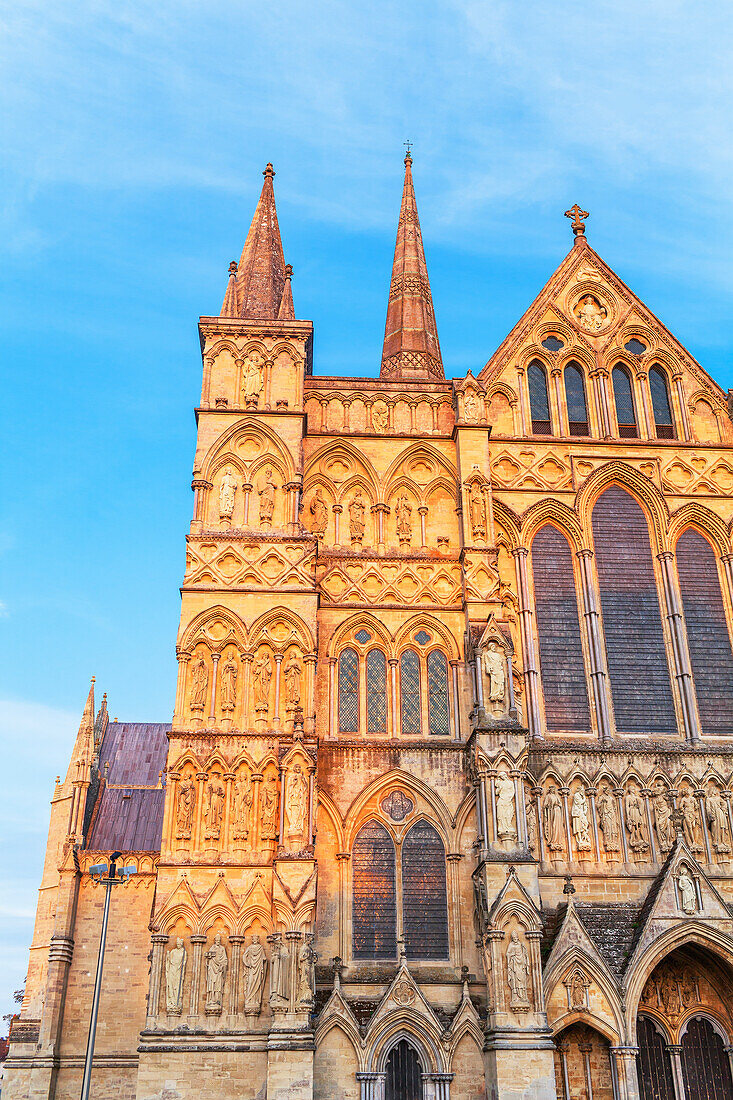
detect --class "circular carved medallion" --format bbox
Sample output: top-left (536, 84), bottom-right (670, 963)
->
top-left (392, 979), bottom-right (415, 1006)
top-left (381, 790), bottom-right (414, 822)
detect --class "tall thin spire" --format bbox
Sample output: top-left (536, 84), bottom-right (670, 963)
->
top-left (221, 163), bottom-right (294, 320)
top-left (380, 153), bottom-right (443, 381)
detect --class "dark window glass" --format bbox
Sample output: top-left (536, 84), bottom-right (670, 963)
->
top-left (338, 647), bottom-right (359, 733)
top-left (402, 820), bottom-right (449, 959)
top-left (677, 529), bottom-right (733, 735)
top-left (366, 648), bottom-right (387, 733)
top-left (528, 360), bottom-right (552, 435)
top-left (564, 363), bottom-right (589, 435)
top-left (624, 338), bottom-right (647, 356)
top-left (400, 650), bottom-right (421, 734)
top-left (612, 366), bottom-right (638, 438)
top-left (352, 820), bottom-right (397, 959)
top-left (592, 487), bottom-right (676, 733)
top-left (542, 335), bottom-right (564, 352)
top-left (354, 628), bottom-right (372, 644)
top-left (532, 526), bottom-right (591, 732)
top-left (650, 367), bottom-right (675, 438)
top-left (427, 650), bottom-right (450, 736)
top-left (385, 1042), bottom-right (422, 1100)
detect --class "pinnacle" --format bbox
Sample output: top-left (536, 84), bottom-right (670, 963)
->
top-left (380, 154), bottom-right (443, 381)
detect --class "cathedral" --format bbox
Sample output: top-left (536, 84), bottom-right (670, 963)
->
top-left (7, 156), bottom-right (733, 1100)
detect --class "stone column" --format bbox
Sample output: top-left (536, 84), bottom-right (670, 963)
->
top-left (666, 1045), bottom-right (686, 1100)
top-left (610, 1047), bottom-right (641, 1100)
top-left (356, 1073), bottom-right (384, 1100)
top-left (615, 787), bottom-right (630, 864)
top-left (560, 786), bottom-right (573, 858)
top-left (332, 503), bottom-right (342, 546)
top-left (424, 1073), bottom-right (453, 1100)
top-left (242, 482), bottom-right (252, 526)
top-left (475, 652), bottom-right (485, 711)
top-left (673, 372), bottom-right (692, 441)
top-left (419, 506), bottom-right (428, 548)
top-left (194, 772), bottom-right (208, 852)
top-left (658, 550), bottom-right (700, 742)
top-left (514, 547), bottom-right (542, 738)
top-left (512, 770), bottom-right (527, 847)
top-left (591, 366), bottom-right (612, 439)
top-left (642, 788), bottom-right (659, 863)
top-left (389, 658), bottom-right (399, 736)
top-left (273, 653), bottom-right (283, 728)
top-left (188, 934), bottom-right (207, 1019)
top-left (304, 653), bottom-right (317, 736)
top-left (577, 548), bottom-right (613, 742)
top-left (479, 771), bottom-right (492, 850)
top-left (587, 786), bottom-right (601, 862)
top-left (222, 772), bottom-right (235, 849)
top-left (551, 366), bottom-right (566, 435)
top-left (173, 651), bottom-right (190, 725)
top-left (634, 368), bottom-right (654, 439)
top-left (450, 660), bottom-right (461, 741)
top-left (228, 935), bottom-right (245, 1019)
top-left (278, 767), bottom-right (287, 848)
top-left (329, 657), bottom-right (337, 737)
top-left (208, 653), bottom-right (220, 723)
top-left (532, 786), bottom-right (546, 863)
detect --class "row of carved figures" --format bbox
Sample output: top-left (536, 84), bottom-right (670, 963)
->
top-left (528, 778), bottom-right (732, 863)
top-left (185, 644), bottom-right (308, 729)
top-left (157, 930), bottom-right (316, 1020)
top-left (171, 763), bottom-right (311, 853)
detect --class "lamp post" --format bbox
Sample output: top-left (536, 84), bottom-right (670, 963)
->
top-left (80, 851), bottom-right (137, 1100)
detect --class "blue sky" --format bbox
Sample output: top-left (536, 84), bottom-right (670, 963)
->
top-left (1, 0), bottom-right (731, 1021)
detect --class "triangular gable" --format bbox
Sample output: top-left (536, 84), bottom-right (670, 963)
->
top-left (366, 958), bottom-right (445, 1038)
top-left (479, 241), bottom-right (728, 411)
top-left (544, 899), bottom-right (619, 991)
top-left (486, 866), bottom-right (542, 931)
top-left (625, 838), bottom-right (733, 977)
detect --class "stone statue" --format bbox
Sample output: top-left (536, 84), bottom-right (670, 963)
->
top-left (495, 772), bottom-right (517, 841)
top-left (204, 933), bottom-right (228, 1013)
top-left (395, 493), bottom-right (412, 545)
top-left (219, 652), bottom-right (238, 713)
top-left (252, 650), bottom-right (272, 711)
top-left (242, 935), bottom-right (267, 1014)
top-left (464, 389), bottom-right (479, 421)
top-left (231, 772), bottom-right (253, 841)
top-left (309, 489), bottom-right (328, 537)
top-left (270, 936), bottom-right (290, 1004)
top-left (260, 774), bottom-right (278, 840)
top-left (596, 785), bottom-right (620, 852)
top-left (283, 650), bottom-right (302, 707)
top-left (204, 774), bottom-right (225, 840)
top-left (543, 785), bottom-right (564, 851)
top-left (285, 764), bottom-right (309, 847)
top-left (371, 402), bottom-right (388, 433)
top-left (349, 489), bottom-right (365, 545)
top-left (258, 467), bottom-right (276, 527)
top-left (190, 654), bottom-right (209, 712)
top-left (218, 467), bottom-right (238, 523)
top-left (165, 937), bottom-right (187, 1014)
top-left (705, 784), bottom-right (731, 853)
top-left (652, 781), bottom-right (675, 852)
top-left (505, 930), bottom-right (530, 1008)
top-left (676, 865), bottom-right (697, 914)
top-left (679, 787), bottom-right (703, 852)
top-left (525, 796), bottom-right (538, 854)
top-left (569, 970), bottom-right (586, 1009)
top-left (625, 786), bottom-right (649, 853)
top-left (469, 482), bottom-right (486, 540)
top-left (576, 295), bottom-right (607, 332)
top-left (175, 776), bottom-right (196, 840)
top-left (483, 643), bottom-right (506, 706)
top-left (242, 352), bottom-right (263, 404)
top-left (296, 935), bottom-right (316, 1004)
top-left (571, 787), bottom-right (592, 852)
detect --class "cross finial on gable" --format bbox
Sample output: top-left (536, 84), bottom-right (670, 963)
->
top-left (564, 204), bottom-right (590, 240)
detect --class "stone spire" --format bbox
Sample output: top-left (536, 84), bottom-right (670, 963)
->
top-left (380, 153), bottom-right (443, 381)
top-left (277, 264), bottom-right (295, 320)
top-left (221, 163), bottom-right (294, 319)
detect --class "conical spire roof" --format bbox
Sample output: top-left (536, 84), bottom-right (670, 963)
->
top-left (380, 153), bottom-right (443, 381)
top-left (221, 164), bottom-right (294, 320)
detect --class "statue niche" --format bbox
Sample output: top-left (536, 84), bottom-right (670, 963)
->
top-left (175, 771), bottom-right (197, 841)
top-left (165, 937), bottom-right (187, 1015)
top-left (505, 928), bottom-right (531, 1011)
top-left (284, 762), bottom-right (309, 850)
top-left (203, 771), bottom-right (226, 841)
top-left (252, 648), bottom-right (272, 720)
top-left (218, 466), bottom-right (238, 526)
top-left (189, 650), bottom-right (209, 715)
top-left (219, 648), bottom-right (238, 716)
top-left (259, 770), bottom-right (279, 842)
top-left (231, 768), bottom-right (253, 843)
top-left (204, 933), bottom-right (228, 1014)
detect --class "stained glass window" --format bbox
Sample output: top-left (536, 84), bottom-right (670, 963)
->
top-left (649, 367), bottom-right (675, 439)
top-left (366, 649), bottom-right (387, 733)
top-left (400, 650), bottom-right (421, 734)
top-left (402, 820), bottom-right (449, 959)
top-left (564, 363), bottom-right (589, 436)
top-left (338, 647), bottom-right (359, 733)
top-left (427, 650), bottom-right (450, 736)
top-left (528, 360), bottom-right (552, 435)
top-left (541, 335), bottom-right (564, 352)
top-left (624, 338), bottom-right (646, 356)
top-left (612, 365), bottom-right (638, 437)
top-left (352, 820), bottom-right (397, 959)
top-left (414, 630), bottom-right (431, 645)
top-left (355, 629), bottom-right (372, 644)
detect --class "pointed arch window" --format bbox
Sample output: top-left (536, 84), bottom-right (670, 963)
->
top-left (564, 362), bottom-right (589, 436)
top-left (400, 649), bottom-right (422, 734)
top-left (401, 820), bottom-right (449, 959)
top-left (649, 366), bottom-right (675, 439)
top-left (531, 525), bottom-right (591, 732)
top-left (427, 650), bottom-right (450, 736)
top-left (676, 529), bottom-right (733, 736)
top-left (352, 820), bottom-right (397, 959)
top-left (528, 360), bottom-right (552, 435)
top-left (612, 365), bottom-right (638, 438)
top-left (592, 486), bottom-right (676, 733)
top-left (385, 1041), bottom-right (422, 1100)
top-left (366, 648), bottom-right (388, 733)
top-left (338, 647), bottom-right (359, 733)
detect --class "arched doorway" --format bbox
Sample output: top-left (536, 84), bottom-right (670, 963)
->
top-left (681, 1016), bottom-right (733, 1100)
top-left (636, 1015), bottom-right (675, 1100)
top-left (554, 1023), bottom-right (614, 1100)
top-left (385, 1040), bottom-right (422, 1100)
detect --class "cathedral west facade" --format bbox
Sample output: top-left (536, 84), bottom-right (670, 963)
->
top-left (7, 158), bottom-right (733, 1100)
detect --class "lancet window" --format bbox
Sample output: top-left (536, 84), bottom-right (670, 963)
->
top-left (338, 647), bottom-right (359, 733)
top-left (649, 366), bottom-right (675, 439)
top-left (400, 649), bottom-right (422, 734)
top-left (528, 360), bottom-right (552, 435)
top-left (564, 362), bottom-right (589, 436)
top-left (352, 818), bottom-right (449, 961)
top-left (612, 365), bottom-right (638, 438)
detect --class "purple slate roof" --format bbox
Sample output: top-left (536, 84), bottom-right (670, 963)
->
top-left (86, 722), bottom-right (169, 853)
